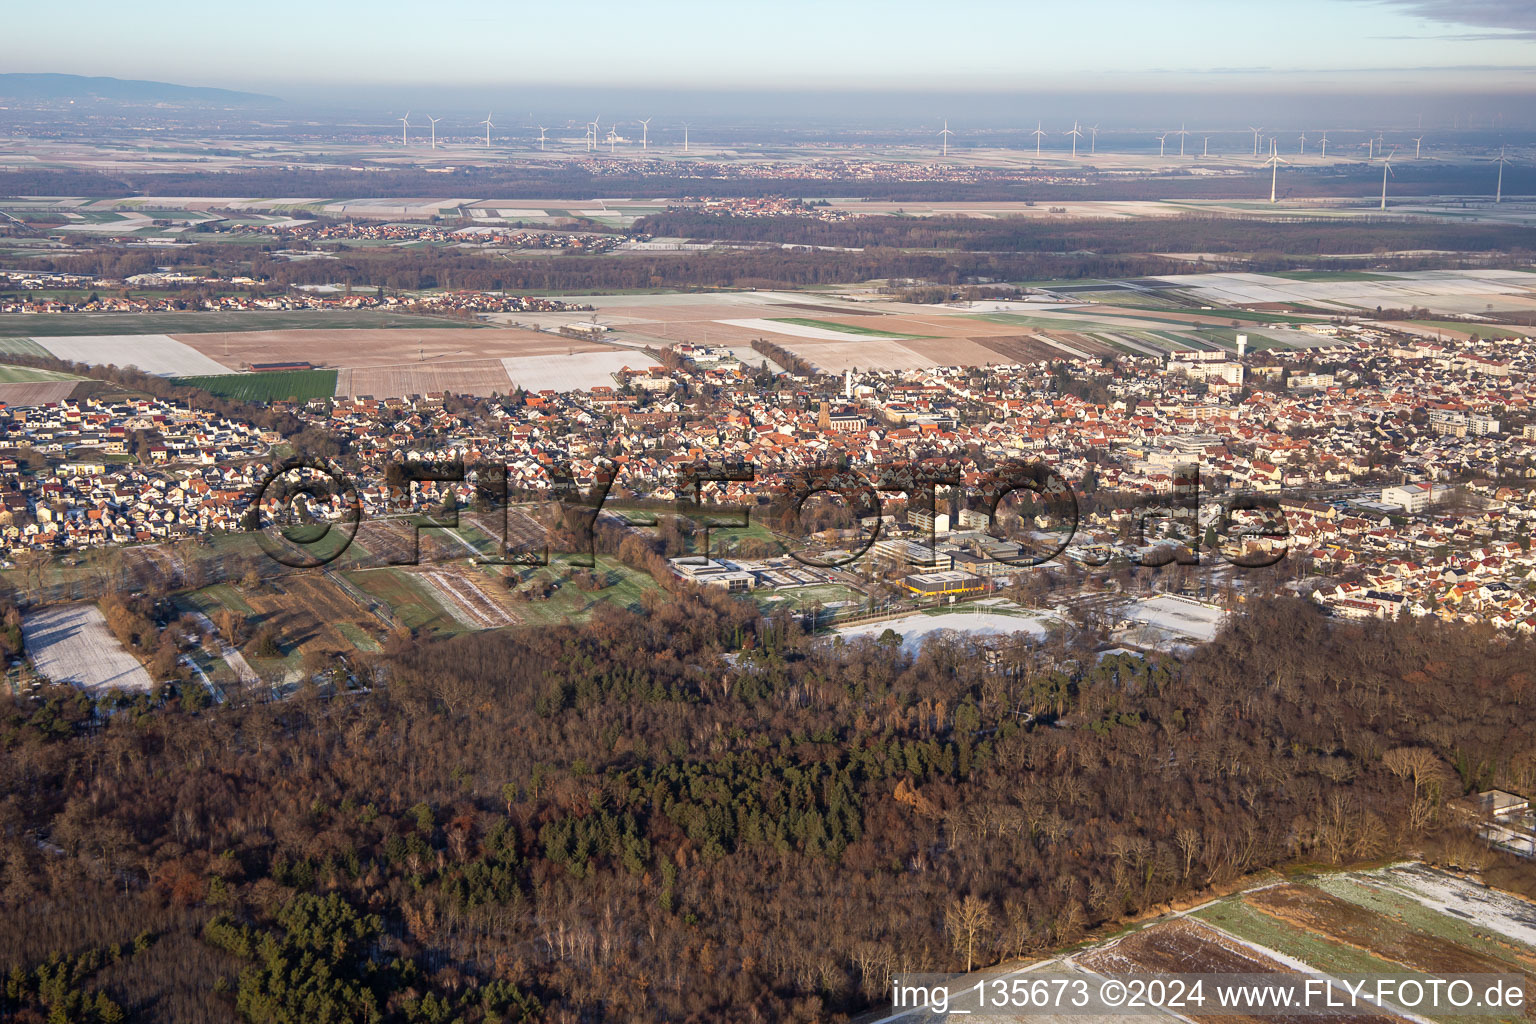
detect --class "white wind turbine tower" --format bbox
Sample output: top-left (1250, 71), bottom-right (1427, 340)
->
top-left (681, 122), bottom-right (691, 153)
top-left (1249, 125), bottom-right (1263, 157)
top-left (426, 115), bottom-right (441, 149)
top-left (1031, 121), bottom-right (1046, 157)
top-left (1175, 123), bottom-right (1188, 157)
top-left (1156, 131), bottom-right (1168, 157)
top-left (1495, 146), bottom-right (1508, 203)
top-left (1202, 135), bottom-right (1210, 157)
top-left (1089, 124), bottom-right (1099, 154)
top-left (1412, 135), bottom-right (1423, 158)
top-left (398, 111), bottom-right (411, 146)
top-left (537, 126), bottom-right (547, 150)
top-left (938, 119), bottom-right (953, 157)
top-left (639, 118), bottom-right (651, 151)
top-left (606, 124), bottom-right (617, 154)
top-left (1298, 132), bottom-right (1306, 156)
top-left (1319, 131), bottom-right (1328, 158)
top-left (1379, 147), bottom-right (1396, 210)
top-left (1375, 132), bottom-right (1385, 159)
top-left (1265, 138), bottom-right (1288, 203)
top-left (1066, 121), bottom-right (1083, 158)
top-left (480, 112), bottom-right (494, 147)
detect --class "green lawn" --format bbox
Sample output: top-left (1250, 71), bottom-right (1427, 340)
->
top-left (174, 369), bottom-right (338, 402)
top-left (771, 317), bottom-right (931, 339)
top-left (0, 338), bottom-right (53, 358)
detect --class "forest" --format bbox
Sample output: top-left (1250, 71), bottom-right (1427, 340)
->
top-left (3, 592), bottom-right (1534, 1023)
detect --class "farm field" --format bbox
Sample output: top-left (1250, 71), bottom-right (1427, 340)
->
top-left (1075, 918), bottom-right (1408, 1024)
top-left (30, 334), bottom-right (234, 376)
top-left (175, 369), bottom-right (339, 402)
top-left (174, 326), bottom-right (613, 372)
top-left (182, 572), bottom-right (381, 665)
top-left (0, 381), bottom-right (83, 406)
top-left (1147, 268), bottom-right (1536, 316)
top-left (21, 604), bottom-right (154, 693)
top-left (500, 350), bottom-right (648, 391)
top-left (0, 310), bottom-right (486, 337)
top-left (0, 364), bottom-right (87, 383)
top-left (343, 566), bottom-right (464, 634)
top-left (337, 359), bottom-right (512, 398)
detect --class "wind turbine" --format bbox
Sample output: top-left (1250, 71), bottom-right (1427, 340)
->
top-left (1495, 146), bottom-right (1508, 203)
top-left (1156, 131), bottom-right (1168, 158)
top-left (1031, 120), bottom-right (1046, 157)
top-left (681, 122), bottom-right (691, 153)
top-left (606, 124), bottom-right (617, 154)
top-left (939, 119), bottom-right (953, 158)
top-left (1412, 135), bottom-right (1423, 158)
top-left (1379, 148), bottom-right (1396, 210)
top-left (1265, 138), bottom-right (1288, 203)
top-left (1089, 124), bottom-right (1100, 154)
top-left (1298, 132), bottom-right (1307, 156)
top-left (1375, 132), bottom-right (1385, 159)
top-left (426, 115), bottom-right (440, 150)
top-left (1067, 121), bottom-right (1083, 158)
top-left (1202, 135), bottom-right (1210, 157)
top-left (1176, 123), bottom-right (1188, 157)
top-left (480, 112), bottom-right (494, 147)
top-left (1319, 131), bottom-right (1328, 158)
top-left (1249, 125), bottom-right (1263, 157)
top-left (639, 117), bottom-right (651, 151)
top-left (536, 126), bottom-right (547, 150)
top-left (587, 117), bottom-right (600, 152)
top-left (398, 111), bottom-right (411, 146)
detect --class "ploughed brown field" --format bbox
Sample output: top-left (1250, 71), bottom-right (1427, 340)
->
top-left (173, 328), bottom-right (612, 370)
top-left (1077, 918), bottom-right (1410, 1024)
top-left (336, 359), bottom-right (513, 398)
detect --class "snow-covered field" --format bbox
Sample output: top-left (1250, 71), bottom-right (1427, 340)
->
top-left (836, 608), bottom-right (1059, 655)
top-left (22, 604), bottom-right (154, 693)
top-left (1120, 595), bottom-right (1225, 643)
top-left (1374, 863), bottom-right (1536, 948)
top-left (500, 350), bottom-right (643, 392)
top-left (33, 334), bottom-right (233, 376)
top-left (1151, 268), bottom-right (1536, 316)
top-left (717, 318), bottom-right (906, 342)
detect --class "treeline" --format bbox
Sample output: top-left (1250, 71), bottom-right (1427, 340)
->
top-left (634, 211), bottom-right (1536, 256)
top-left (3, 593), bottom-right (1536, 1022)
top-left (3, 161), bottom-right (1531, 202)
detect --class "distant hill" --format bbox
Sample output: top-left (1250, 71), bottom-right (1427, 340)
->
top-left (0, 73), bottom-right (279, 107)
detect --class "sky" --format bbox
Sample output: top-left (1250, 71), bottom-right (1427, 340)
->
top-left (6, 0), bottom-right (1536, 117)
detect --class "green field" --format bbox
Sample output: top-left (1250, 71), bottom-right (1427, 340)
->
top-left (771, 317), bottom-right (931, 339)
top-left (174, 369), bottom-right (338, 402)
top-left (0, 363), bottom-right (86, 383)
top-left (1393, 319), bottom-right (1531, 340)
top-left (0, 338), bottom-right (54, 358)
top-left (0, 310), bottom-right (489, 337)
top-left (342, 567), bottom-right (463, 634)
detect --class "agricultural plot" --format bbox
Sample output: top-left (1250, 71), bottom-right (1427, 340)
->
top-left (417, 568), bottom-right (516, 629)
top-left (176, 327), bottom-right (609, 373)
top-left (500, 350), bottom-right (645, 391)
top-left (31, 334), bottom-right (234, 376)
top-left (337, 359), bottom-right (513, 399)
top-left (0, 381), bottom-right (82, 406)
top-left (175, 369), bottom-right (339, 402)
top-left (0, 338), bottom-right (54, 357)
top-left (21, 604), bottom-right (154, 693)
top-left (343, 567), bottom-right (463, 634)
top-left (1148, 269), bottom-right (1536, 317)
top-left (0, 364), bottom-right (86, 383)
top-left (0, 310), bottom-right (487, 337)
top-left (1076, 919), bottom-right (1408, 1024)
top-left (770, 317), bottom-right (932, 339)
